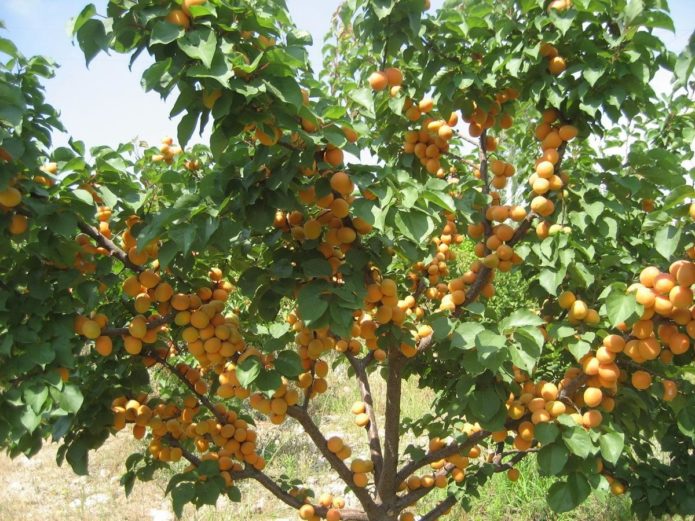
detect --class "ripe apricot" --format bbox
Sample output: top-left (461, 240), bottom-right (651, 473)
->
top-left (9, 214), bottom-right (28, 235)
top-left (548, 56), bottom-right (566, 75)
top-left (182, 0), bottom-right (206, 15)
top-left (583, 387), bottom-right (603, 407)
top-left (368, 71), bottom-right (388, 91)
top-left (166, 9), bottom-right (190, 29)
top-left (324, 147), bottom-right (344, 167)
top-left (384, 67), bottom-right (403, 86)
top-left (0, 187), bottom-right (21, 208)
top-left (631, 370), bottom-right (652, 390)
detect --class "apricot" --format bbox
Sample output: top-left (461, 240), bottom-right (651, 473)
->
top-left (368, 71), bottom-right (388, 91)
top-left (165, 9), bottom-right (190, 29)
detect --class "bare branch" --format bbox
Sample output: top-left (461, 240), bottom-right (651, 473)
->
top-left (287, 405), bottom-right (378, 512)
top-left (101, 311), bottom-right (176, 337)
top-left (151, 351), bottom-right (227, 425)
top-left (420, 495), bottom-right (458, 521)
top-left (77, 220), bottom-right (144, 273)
top-left (395, 430), bottom-right (490, 484)
top-left (376, 347), bottom-right (405, 500)
top-left (346, 352), bottom-right (384, 485)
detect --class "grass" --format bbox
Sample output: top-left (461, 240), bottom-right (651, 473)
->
top-left (0, 364), bottom-right (636, 521)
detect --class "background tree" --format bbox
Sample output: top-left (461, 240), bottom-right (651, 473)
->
top-left (1, 0), bottom-right (694, 520)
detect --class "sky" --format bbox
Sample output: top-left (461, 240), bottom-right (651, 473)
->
top-left (1, 0), bottom-right (693, 150)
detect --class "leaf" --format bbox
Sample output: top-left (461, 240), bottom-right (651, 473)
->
top-left (302, 258), bottom-right (332, 278)
top-left (297, 281), bottom-right (330, 322)
top-left (76, 19), bottom-right (107, 66)
top-left (562, 427), bottom-right (594, 458)
top-left (178, 28), bottom-right (217, 68)
top-left (604, 285), bottom-right (641, 327)
top-left (539, 267), bottom-right (567, 296)
top-left (469, 386), bottom-right (502, 422)
top-left (150, 21), bottom-right (184, 46)
top-left (535, 423), bottom-right (560, 445)
top-left (274, 351), bottom-right (303, 378)
top-left (235, 357), bottom-right (261, 388)
top-left (599, 431), bottom-right (625, 464)
top-left (348, 88), bottom-right (375, 118)
top-left (500, 310), bottom-right (545, 331)
top-left (66, 438), bottom-right (90, 475)
top-left (171, 482), bottom-right (196, 518)
top-left (56, 384), bottom-right (84, 413)
top-left (654, 225), bottom-right (682, 260)
top-left (623, 0), bottom-right (644, 26)
top-left (538, 443), bottom-right (569, 475)
top-left (547, 473), bottom-right (591, 513)
top-left (394, 210), bottom-right (434, 243)
top-left (255, 370), bottom-right (282, 394)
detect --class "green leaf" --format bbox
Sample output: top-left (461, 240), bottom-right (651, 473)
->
top-left (677, 403), bottom-right (695, 440)
top-left (547, 473), bottom-right (591, 513)
top-left (599, 431), bottom-right (625, 464)
top-left (623, 0), bottom-right (644, 26)
top-left (604, 285), bottom-right (641, 327)
top-left (236, 357), bottom-right (261, 388)
top-left (538, 443), bottom-right (569, 476)
top-left (76, 19), bottom-right (107, 66)
top-left (256, 370), bottom-right (282, 394)
top-left (302, 258), bottom-right (332, 278)
top-left (535, 423), bottom-right (560, 445)
top-left (500, 310), bottom-right (544, 331)
top-left (66, 438), bottom-right (90, 475)
top-left (654, 225), bottom-right (682, 260)
top-left (171, 482), bottom-right (196, 518)
top-left (349, 88), bottom-right (375, 118)
top-left (150, 20), bottom-right (184, 46)
top-left (394, 210), bottom-right (434, 243)
top-left (178, 28), bottom-right (217, 68)
top-left (562, 427), bottom-right (594, 458)
top-left (274, 351), bottom-right (303, 378)
top-left (297, 281), bottom-right (330, 323)
top-left (56, 385), bottom-right (84, 413)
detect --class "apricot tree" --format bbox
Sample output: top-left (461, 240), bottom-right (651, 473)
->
top-left (1, 0), bottom-right (695, 520)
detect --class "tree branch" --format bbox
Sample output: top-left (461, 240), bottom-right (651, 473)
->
top-left (346, 352), bottom-right (384, 487)
top-left (101, 311), bottom-right (175, 337)
top-left (151, 351), bottom-right (227, 425)
top-left (420, 495), bottom-right (458, 521)
top-left (376, 346), bottom-right (405, 500)
top-left (395, 429), bottom-right (490, 485)
top-left (77, 220), bottom-right (144, 273)
top-left (286, 405), bottom-right (378, 513)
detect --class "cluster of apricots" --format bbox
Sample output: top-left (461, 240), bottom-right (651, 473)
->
top-left (402, 112), bottom-right (458, 176)
top-left (529, 110), bottom-right (577, 228)
top-left (408, 214), bottom-right (465, 295)
top-left (246, 378), bottom-right (301, 425)
top-left (490, 258), bottom-right (694, 489)
top-left (463, 88), bottom-right (519, 137)
top-left (557, 291), bottom-right (601, 325)
top-left (152, 136), bottom-right (183, 164)
top-left (0, 177), bottom-right (28, 236)
top-left (275, 170), bottom-right (374, 279)
top-left (111, 384), bottom-right (267, 488)
top-left (297, 493), bottom-right (347, 521)
top-left (540, 43), bottom-right (567, 75)
top-left (73, 203), bottom-right (114, 274)
top-left (368, 66), bottom-right (404, 95)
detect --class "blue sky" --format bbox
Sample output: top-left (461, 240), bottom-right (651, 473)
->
top-left (1, 0), bottom-right (692, 149)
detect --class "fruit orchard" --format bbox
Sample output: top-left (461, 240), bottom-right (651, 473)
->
top-left (1, 0), bottom-right (695, 520)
